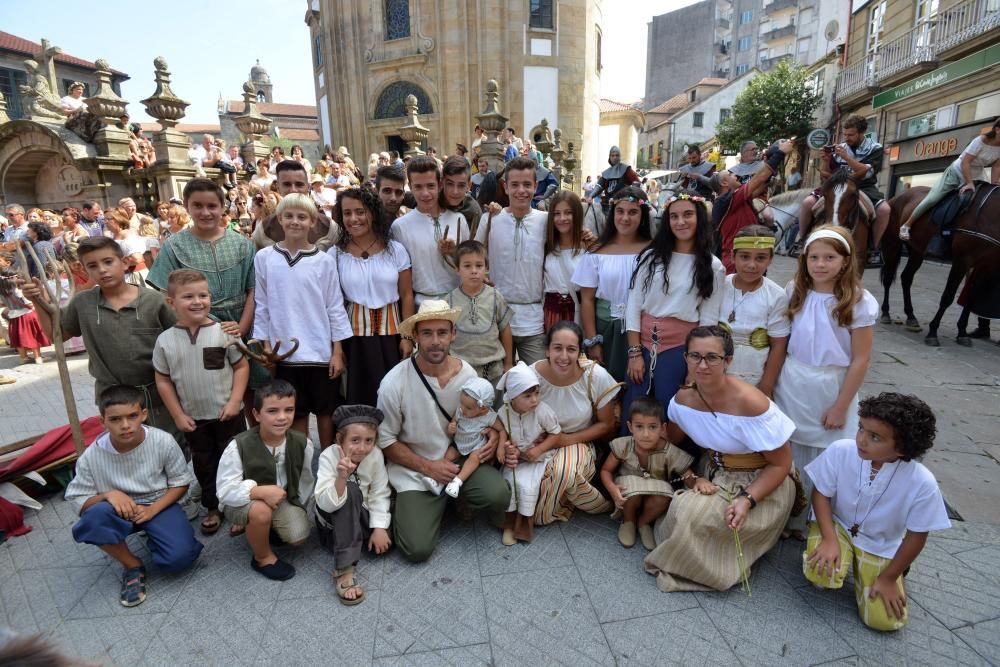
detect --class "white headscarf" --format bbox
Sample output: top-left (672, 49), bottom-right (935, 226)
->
top-left (497, 361), bottom-right (538, 401)
top-left (461, 378), bottom-right (496, 408)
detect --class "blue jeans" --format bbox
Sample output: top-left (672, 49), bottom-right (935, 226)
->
top-left (620, 346), bottom-right (688, 435)
top-left (72, 501), bottom-right (203, 573)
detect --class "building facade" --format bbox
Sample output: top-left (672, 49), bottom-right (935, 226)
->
top-left (597, 99), bottom-right (644, 171)
top-left (836, 0), bottom-right (1000, 198)
top-left (305, 0), bottom-right (603, 181)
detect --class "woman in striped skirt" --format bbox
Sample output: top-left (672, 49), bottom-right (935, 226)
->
top-left (644, 325), bottom-right (797, 592)
top-left (330, 188), bottom-right (414, 405)
top-left (514, 321), bottom-right (623, 524)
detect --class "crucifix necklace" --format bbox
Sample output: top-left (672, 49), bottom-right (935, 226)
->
top-left (849, 460), bottom-right (899, 538)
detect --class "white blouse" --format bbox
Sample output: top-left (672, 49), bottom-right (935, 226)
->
top-left (544, 249), bottom-right (584, 296)
top-left (667, 398), bottom-right (795, 454)
top-left (330, 239), bottom-right (410, 309)
top-left (531, 360), bottom-right (620, 434)
top-left (625, 252), bottom-right (725, 332)
top-left (805, 438), bottom-right (951, 559)
top-left (950, 135), bottom-right (1000, 183)
top-left (720, 275), bottom-right (791, 338)
top-left (571, 252), bottom-right (639, 320)
top-left (786, 287), bottom-right (879, 368)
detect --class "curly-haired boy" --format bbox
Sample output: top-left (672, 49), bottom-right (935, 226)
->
top-left (801, 392), bottom-right (950, 631)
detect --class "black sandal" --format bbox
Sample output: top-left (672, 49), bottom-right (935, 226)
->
top-left (120, 565), bottom-right (147, 607)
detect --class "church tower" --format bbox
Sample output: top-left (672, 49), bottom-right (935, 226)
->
top-left (250, 60), bottom-right (273, 103)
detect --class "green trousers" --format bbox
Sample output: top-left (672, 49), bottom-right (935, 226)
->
top-left (393, 465), bottom-right (511, 562)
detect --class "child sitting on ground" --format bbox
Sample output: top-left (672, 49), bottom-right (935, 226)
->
top-left (600, 396), bottom-right (710, 550)
top-left (802, 392), bottom-right (951, 631)
top-left (153, 268), bottom-right (249, 536)
top-left (314, 405), bottom-right (392, 606)
top-left (443, 378), bottom-right (507, 498)
top-left (498, 362), bottom-right (562, 546)
top-left (446, 240), bottom-right (513, 389)
top-left (216, 379), bottom-right (316, 581)
top-left (65, 385), bottom-right (203, 607)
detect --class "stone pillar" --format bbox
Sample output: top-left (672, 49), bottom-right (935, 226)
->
top-left (396, 94), bottom-right (429, 158)
top-left (85, 59), bottom-right (130, 159)
top-left (562, 142), bottom-right (578, 192)
top-left (476, 79), bottom-right (509, 175)
top-left (0, 92), bottom-right (10, 125)
top-left (141, 57), bottom-right (192, 166)
top-left (233, 81), bottom-right (273, 166)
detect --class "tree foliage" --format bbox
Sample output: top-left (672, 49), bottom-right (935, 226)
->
top-left (716, 61), bottom-right (822, 152)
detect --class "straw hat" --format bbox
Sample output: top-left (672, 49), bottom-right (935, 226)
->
top-left (399, 299), bottom-right (462, 338)
top-left (309, 173), bottom-right (325, 184)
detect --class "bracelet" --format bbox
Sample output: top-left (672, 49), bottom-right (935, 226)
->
top-left (736, 489), bottom-right (757, 509)
top-left (626, 345), bottom-right (643, 355)
top-left (583, 335), bottom-right (604, 348)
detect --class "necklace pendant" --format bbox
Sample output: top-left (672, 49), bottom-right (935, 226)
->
top-left (727, 309), bottom-right (736, 323)
top-left (849, 523), bottom-right (859, 538)
top-left (361, 251), bottom-right (369, 259)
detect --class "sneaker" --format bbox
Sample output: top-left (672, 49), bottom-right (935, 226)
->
top-left (421, 476), bottom-right (443, 495)
top-left (444, 477), bottom-right (463, 498)
top-left (899, 225), bottom-right (911, 241)
top-left (788, 240), bottom-right (804, 258)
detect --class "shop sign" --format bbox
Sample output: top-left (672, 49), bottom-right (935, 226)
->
top-left (889, 123), bottom-right (987, 165)
top-left (873, 43), bottom-right (1000, 110)
top-left (807, 128), bottom-right (831, 150)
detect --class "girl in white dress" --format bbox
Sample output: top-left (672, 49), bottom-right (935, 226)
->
top-left (773, 225), bottom-right (878, 533)
top-left (719, 225), bottom-right (790, 394)
top-left (572, 186), bottom-right (651, 383)
top-left (543, 192), bottom-right (588, 329)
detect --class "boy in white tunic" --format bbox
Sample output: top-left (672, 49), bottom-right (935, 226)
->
top-left (498, 362), bottom-right (562, 545)
top-left (390, 156), bottom-right (468, 304)
top-left (253, 193), bottom-right (352, 449)
top-left (803, 393), bottom-right (950, 631)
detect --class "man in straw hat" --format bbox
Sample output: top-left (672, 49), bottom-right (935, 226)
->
top-left (376, 300), bottom-right (511, 562)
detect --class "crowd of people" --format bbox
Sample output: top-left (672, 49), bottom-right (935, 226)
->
top-left (0, 130), bottom-right (953, 632)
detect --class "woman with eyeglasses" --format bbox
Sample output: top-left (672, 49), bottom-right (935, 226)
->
top-left (622, 194), bottom-right (724, 437)
top-left (644, 325), bottom-right (797, 592)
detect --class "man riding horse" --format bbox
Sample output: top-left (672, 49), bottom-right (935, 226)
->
top-left (794, 116), bottom-right (891, 266)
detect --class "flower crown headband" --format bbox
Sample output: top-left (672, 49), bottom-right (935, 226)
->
top-left (668, 193), bottom-right (706, 204)
top-left (609, 192), bottom-right (650, 209)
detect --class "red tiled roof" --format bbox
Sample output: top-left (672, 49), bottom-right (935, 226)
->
top-left (694, 77), bottom-right (729, 87)
top-left (599, 98), bottom-right (640, 113)
top-left (647, 93), bottom-right (688, 115)
top-left (226, 101), bottom-right (317, 118)
top-left (278, 127), bottom-right (320, 141)
top-left (0, 31), bottom-right (128, 77)
top-left (140, 123), bottom-right (221, 134)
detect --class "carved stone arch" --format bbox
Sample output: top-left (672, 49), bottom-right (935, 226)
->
top-left (369, 79), bottom-right (436, 120)
top-left (0, 120), bottom-right (93, 209)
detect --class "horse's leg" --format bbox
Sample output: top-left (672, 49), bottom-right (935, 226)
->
top-left (901, 253), bottom-right (925, 331)
top-left (926, 262), bottom-right (966, 347)
top-left (956, 306), bottom-right (974, 346)
top-left (856, 222), bottom-right (870, 277)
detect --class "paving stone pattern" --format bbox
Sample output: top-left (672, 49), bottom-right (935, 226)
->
top-left (1, 257), bottom-right (998, 665)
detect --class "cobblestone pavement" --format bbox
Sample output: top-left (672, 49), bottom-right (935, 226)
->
top-left (1, 257), bottom-right (998, 666)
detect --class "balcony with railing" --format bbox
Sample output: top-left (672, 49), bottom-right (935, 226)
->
top-left (764, 0), bottom-right (799, 15)
top-left (762, 22), bottom-right (796, 42)
top-left (761, 52), bottom-right (794, 70)
top-left (836, 23), bottom-right (937, 102)
top-left (936, 0), bottom-right (1000, 55)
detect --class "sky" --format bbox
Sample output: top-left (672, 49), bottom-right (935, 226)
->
top-left (0, 0), bottom-right (699, 123)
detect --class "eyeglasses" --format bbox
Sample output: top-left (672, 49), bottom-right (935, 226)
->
top-left (684, 352), bottom-right (728, 366)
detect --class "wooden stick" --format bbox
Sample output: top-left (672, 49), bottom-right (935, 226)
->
top-left (17, 243), bottom-right (85, 455)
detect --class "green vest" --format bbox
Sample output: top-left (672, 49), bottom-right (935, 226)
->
top-left (234, 427), bottom-right (308, 507)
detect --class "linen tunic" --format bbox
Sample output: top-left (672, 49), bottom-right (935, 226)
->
top-left (475, 209), bottom-right (547, 336)
top-left (719, 275), bottom-right (790, 384)
top-left (152, 323), bottom-right (244, 420)
top-left (785, 287), bottom-right (879, 368)
top-left (315, 445), bottom-right (391, 529)
top-left (391, 209), bottom-right (468, 303)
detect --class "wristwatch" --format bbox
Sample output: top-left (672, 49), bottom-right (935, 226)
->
top-left (583, 334), bottom-right (604, 348)
top-left (736, 489), bottom-right (757, 509)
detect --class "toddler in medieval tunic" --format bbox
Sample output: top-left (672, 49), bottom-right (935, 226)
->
top-left (498, 362), bottom-right (562, 545)
top-left (216, 379), bottom-right (316, 581)
top-left (600, 396), bottom-right (705, 551)
top-left (443, 378), bottom-right (507, 498)
top-left (802, 393), bottom-right (950, 632)
top-left (315, 405), bottom-right (392, 606)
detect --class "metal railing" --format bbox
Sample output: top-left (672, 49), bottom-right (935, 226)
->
top-left (937, 0), bottom-right (1000, 52)
top-left (877, 23), bottom-right (937, 80)
top-left (837, 56), bottom-right (877, 99)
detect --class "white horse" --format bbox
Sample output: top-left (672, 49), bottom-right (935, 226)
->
top-left (763, 189), bottom-right (810, 254)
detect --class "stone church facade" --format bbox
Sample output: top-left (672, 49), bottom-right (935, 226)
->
top-left (305, 0), bottom-right (603, 181)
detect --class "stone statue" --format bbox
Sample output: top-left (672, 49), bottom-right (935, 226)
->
top-left (18, 59), bottom-right (65, 120)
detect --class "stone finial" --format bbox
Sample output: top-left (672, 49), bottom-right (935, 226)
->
top-left (0, 91), bottom-right (10, 124)
top-left (397, 94), bottom-right (429, 158)
top-left (476, 78), bottom-right (509, 172)
top-left (84, 58), bottom-right (128, 125)
top-left (534, 118), bottom-right (553, 156)
top-left (562, 141), bottom-right (578, 186)
top-left (141, 57), bottom-right (189, 129)
top-left (549, 127), bottom-right (565, 184)
top-left (233, 80), bottom-right (272, 141)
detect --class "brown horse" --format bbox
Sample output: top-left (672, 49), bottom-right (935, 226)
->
top-left (880, 181), bottom-right (1000, 346)
top-left (818, 170), bottom-right (871, 278)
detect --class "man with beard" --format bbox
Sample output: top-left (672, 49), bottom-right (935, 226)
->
top-left (376, 165), bottom-right (407, 227)
top-left (377, 301), bottom-right (509, 562)
top-left (252, 160), bottom-right (339, 250)
top-left (678, 146), bottom-right (716, 200)
top-left (584, 146), bottom-right (639, 215)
